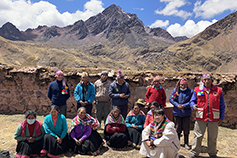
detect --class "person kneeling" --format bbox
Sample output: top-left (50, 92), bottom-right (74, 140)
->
top-left (139, 109), bottom-right (180, 158)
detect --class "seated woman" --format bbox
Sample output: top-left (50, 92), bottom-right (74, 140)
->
top-left (40, 105), bottom-right (68, 158)
top-left (125, 102), bottom-right (146, 149)
top-left (68, 107), bottom-right (103, 156)
top-left (14, 110), bottom-right (45, 158)
top-left (104, 106), bottom-right (128, 150)
top-left (144, 101), bottom-right (162, 128)
top-left (139, 109), bottom-right (180, 158)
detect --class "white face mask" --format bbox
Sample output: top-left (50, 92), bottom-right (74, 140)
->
top-left (27, 119), bottom-right (36, 125)
top-left (180, 87), bottom-right (187, 91)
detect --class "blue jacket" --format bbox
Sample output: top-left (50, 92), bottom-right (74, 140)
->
top-left (169, 87), bottom-right (195, 117)
top-left (47, 80), bottom-right (70, 106)
top-left (44, 114), bottom-right (68, 139)
top-left (109, 80), bottom-right (130, 106)
top-left (125, 110), bottom-right (146, 132)
top-left (74, 82), bottom-right (95, 104)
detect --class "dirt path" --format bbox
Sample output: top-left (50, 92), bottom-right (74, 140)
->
top-left (0, 114), bottom-right (236, 158)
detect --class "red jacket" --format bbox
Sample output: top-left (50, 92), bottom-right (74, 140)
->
top-left (143, 111), bottom-right (154, 128)
top-left (145, 86), bottom-right (166, 108)
top-left (194, 85), bottom-right (222, 121)
top-left (106, 123), bottom-right (126, 134)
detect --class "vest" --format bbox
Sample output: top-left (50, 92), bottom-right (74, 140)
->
top-left (20, 120), bottom-right (42, 137)
top-left (194, 85), bottom-right (222, 121)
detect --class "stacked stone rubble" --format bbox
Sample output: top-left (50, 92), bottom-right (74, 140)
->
top-left (0, 65), bottom-right (236, 128)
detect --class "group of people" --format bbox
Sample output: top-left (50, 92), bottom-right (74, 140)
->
top-left (14, 106), bottom-right (103, 158)
top-left (14, 70), bottom-right (225, 158)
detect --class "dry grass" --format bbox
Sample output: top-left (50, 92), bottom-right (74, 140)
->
top-left (0, 114), bottom-right (236, 158)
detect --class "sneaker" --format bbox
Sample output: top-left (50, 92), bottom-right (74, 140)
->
top-left (189, 153), bottom-right (197, 158)
top-left (185, 144), bottom-right (191, 150)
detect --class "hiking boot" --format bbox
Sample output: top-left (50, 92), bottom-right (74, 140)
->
top-left (185, 144), bottom-right (191, 150)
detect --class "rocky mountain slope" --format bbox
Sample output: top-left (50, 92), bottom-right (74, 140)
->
top-left (0, 4), bottom-right (188, 71)
top-left (0, 5), bottom-right (183, 45)
top-left (146, 11), bottom-right (237, 73)
top-left (1, 4), bottom-right (237, 73)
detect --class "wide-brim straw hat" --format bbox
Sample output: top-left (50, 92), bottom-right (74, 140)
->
top-left (136, 99), bottom-right (146, 106)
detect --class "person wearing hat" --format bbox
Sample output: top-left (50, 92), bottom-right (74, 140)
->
top-left (74, 72), bottom-right (96, 115)
top-left (136, 99), bottom-right (148, 114)
top-left (145, 76), bottom-right (166, 109)
top-left (189, 73), bottom-right (225, 158)
top-left (48, 70), bottom-right (70, 117)
top-left (94, 71), bottom-right (111, 127)
top-left (169, 77), bottom-right (195, 150)
top-left (109, 70), bottom-right (130, 118)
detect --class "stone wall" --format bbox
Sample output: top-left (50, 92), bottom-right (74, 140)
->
top-left (0, 66), bottom-right (237, 128)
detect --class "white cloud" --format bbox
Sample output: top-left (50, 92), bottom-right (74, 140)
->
top-left (194, 0), bottom-right (237, 19)
top-left (155, 0), bottom-right (192, 19)
top-left (150, 20), bottom-right (169, 28)
top-left (0, 0), bottom-right (104, 31)
top-left (134, 8), bottom-right (144, 11)
top-left (167, 19), bottom-right (217, 38)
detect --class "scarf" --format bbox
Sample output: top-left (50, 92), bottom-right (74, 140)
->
top-left (55, 70), bottom-right (68, 95)
top-left (105, 112), bottom-right (125, 126)
top-left (61, 79), bottom-right (68, 95)
top-left (126, 110), bottom-right (145, 117)
top-left (150, 117), bottom-right (170, 141)
top-left (147, 110), bottom-right (153, 116)
top-left (69, 114), bottom-right (99, 133)
top-left (198, 84), bottom-right (213, 96)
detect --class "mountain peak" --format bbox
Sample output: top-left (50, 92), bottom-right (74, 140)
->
top-left (102, 4), bottom-right (122, 15)
top-left (0, 22), bottom-right (24, 40)
top-left (2, 22), bottom-right (16, 28)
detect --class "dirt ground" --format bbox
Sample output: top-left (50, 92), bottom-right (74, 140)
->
top-left (0, 114), bottom-right (236, 158)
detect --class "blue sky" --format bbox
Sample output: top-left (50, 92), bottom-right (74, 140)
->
top-left (0, 0), bottom-right (237, 38)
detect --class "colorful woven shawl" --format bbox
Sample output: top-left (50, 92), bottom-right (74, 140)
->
top-left (149, 117), bottom-right (170, 141)
top-left (147, 110), bottom-right (153, 116)
top-left (69, 114), bottom-right (99, 133)
top-left (105, 113), bottom-right (125, 126)
top-left (127, 110), bottom-right (145, 117)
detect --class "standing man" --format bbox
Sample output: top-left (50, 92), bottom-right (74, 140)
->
top-left (94, 71), bottom-right (111, 126)
top-left (169, 77), bottom-right (195, 150)
top-left (74, 72), bottom-right (95, 115)
top-left (145, 76), bottom-right (166, 109)
top-left (109, 70), bottom-right (130, 118)
top-left (189, 72), bottom-right (225, 158)
top-left (47, 70), bottom-right (70, 117)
